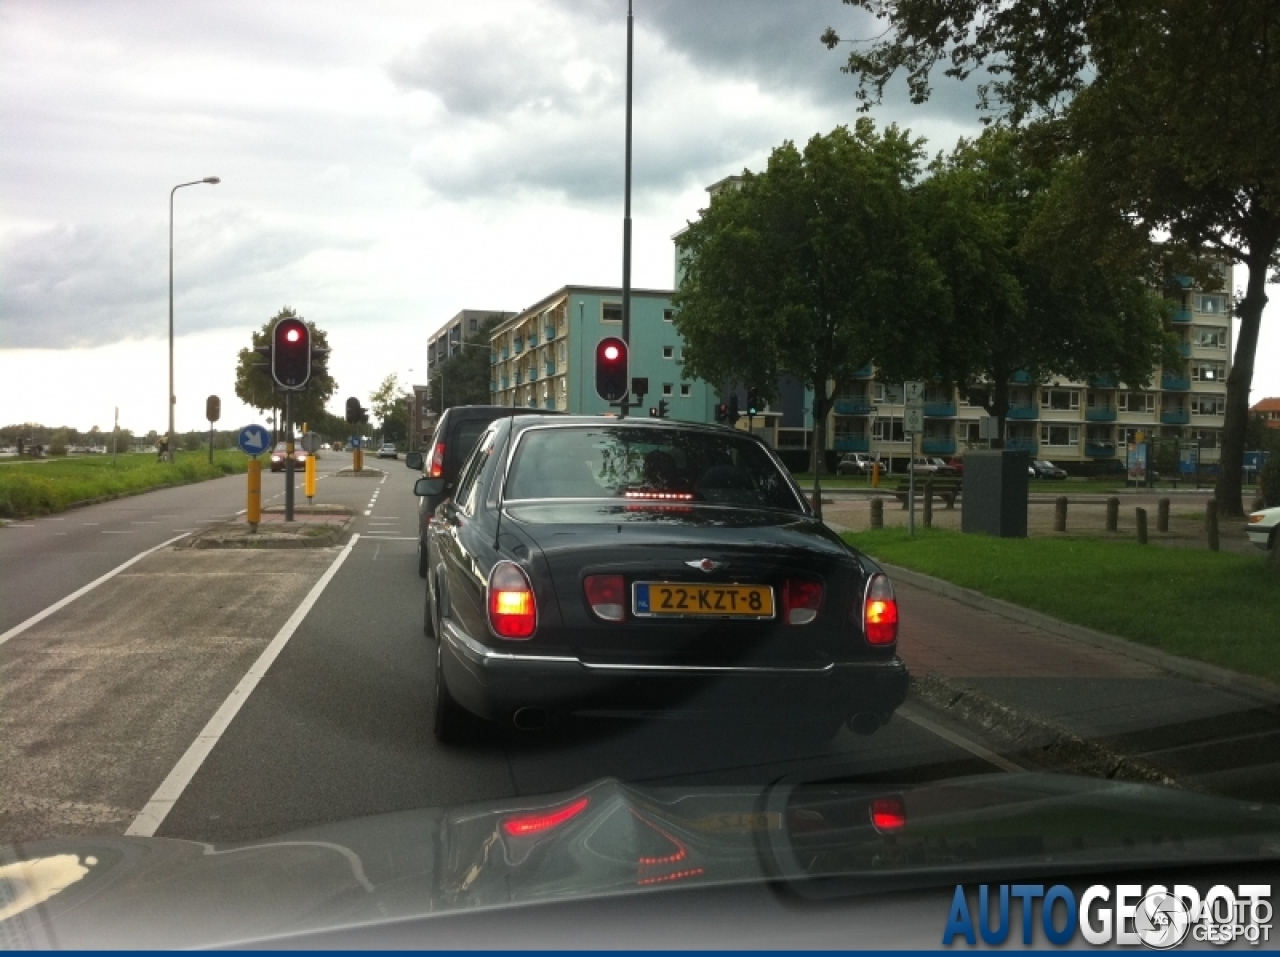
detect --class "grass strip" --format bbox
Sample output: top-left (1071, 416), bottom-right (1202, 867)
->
top-left (0, 451), bottom-right (251, 519)
top-left (842, 527), bottom-right (1280, 683)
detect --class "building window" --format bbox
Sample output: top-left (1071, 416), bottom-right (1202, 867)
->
top-left (874, 383), bottom-right (905, 404)
top-left (1118, 392), bottom-right (1156, 414)
top-left (873, 417), bottom-right (905, 442)
top-left (1191, 361), bottom-right (1226, 382)
top-left (469, 318), bottom-right (478, 332)
top-left (1195, 327), bottom-right (1227, 348)
top-left (602, 302), bottom-right (622, 322)
top-left (1120, 427), bottom-right (1148, 446)
top-left (663, 345), bottom-right (674, 359)
top-left (680, 383), bottom-right (691, 397)
top-left (1040, 388), bottom-right (1080, 411)
top-left (662, 383), bottom-right (673, 396)
top-left (1197, 294), bottom-right (1227, 315)
top-left (1040, 425), bottom-right (1079, 446)
top-left (663, 308), bottom-right (675, 322)
top-left (1191, 395), bottom-right (1225, 416)
top-left (1194, 429), bottom-right (1220, 449)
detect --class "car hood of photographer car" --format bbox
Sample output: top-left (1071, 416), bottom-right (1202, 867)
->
top-left (3, 773), bottom-right (1277, 949)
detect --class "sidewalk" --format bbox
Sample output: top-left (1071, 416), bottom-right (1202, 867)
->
top-left (886, 564), bottom-right (1280, 801)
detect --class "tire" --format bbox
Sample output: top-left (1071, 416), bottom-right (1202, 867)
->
top-left (417, 534), bottom-right (429, 579)
top-left (432, 641), bottom-right (476, 744)
top-left (423, 569), bottom-right (436, 638)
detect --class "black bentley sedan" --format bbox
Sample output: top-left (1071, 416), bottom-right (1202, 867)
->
top-left (416, 415), bottom-right (908, 743)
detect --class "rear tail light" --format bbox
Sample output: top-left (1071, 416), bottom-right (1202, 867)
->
top-left (428, 441), bottom-right (445, 478)
top-left (862, 573), bottom-right (898, 645)
top-left (501, 795), bottom-right (590, 837)
top-left (870, 795), bottom-right (906, 833)
top-left (782, 579), bottom-right (823, 625)
top-left (1248, 514), bottom-right (1264, 524)
top-left (488, 561), bottom-right (537, 639)
top-left (584, 574), bottom-right (625, 621)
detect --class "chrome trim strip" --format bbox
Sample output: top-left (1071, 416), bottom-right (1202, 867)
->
top-left (577, 660), bottom-right (835, 674)
top-left (442, 618), bottom-right (576, 665)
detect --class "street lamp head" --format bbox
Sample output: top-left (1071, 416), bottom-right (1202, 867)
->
top-left (203, 176), bottom-right (221, 184)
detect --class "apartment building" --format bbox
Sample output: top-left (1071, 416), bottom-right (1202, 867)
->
top-left (488, 286), bottom-right (718, 421)
top-left (426, 309), bottom-right (516, 379)
top-left (816, 266), bottom-right (1233, 469)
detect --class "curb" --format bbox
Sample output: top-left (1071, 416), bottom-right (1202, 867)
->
top-left (877, 561), bottom-right (1280, 708)
top-left (909, 673), bottom-right (1180, 789)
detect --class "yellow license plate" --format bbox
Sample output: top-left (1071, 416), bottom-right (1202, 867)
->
top-left (633, 582), bottom-right (774, 618)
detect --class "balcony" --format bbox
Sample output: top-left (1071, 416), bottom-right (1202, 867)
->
top-left (528, 367), bottom-right (539, 381)
top-left (1087, 373), bottom-right (1116, 388)
top-left (1178, 341), bottom-right (1191, 357)
top-left (1011, 370), bottom-right (1031, 384)
top-left (834, 434), bottom-right (869, 452)
top-left (515, 371), bottom-right (524, 385)
top-left (922, 437), bottom-right (957, 455)
top-left (1161, 374), bottom-right (1191, 391)
top-left (545, 360), bottom-right (556, 377)
top-left (513, 338), bottom-right (525, 354)
top-left (924, 401), bottom-right (957, 418)
top-left (1085, 406), bottom-right (1117, 422)
top-left (1086, 443), bottom-right (1118, 458)
top-left (528, 332), bottom-right (539, 347)
top-left (852, 363), bottom-right (874, 379)
top-left (1173, 274), bottom-right (1194, 288)
top-left (1006, 437), bottom-right (1038, 453)
top-left (1171, 308), bottom-right (1193, 323)
top-left (500, 347), bottom-right (510, 360)
top-left (500, 377), bottom-right (508, 389)
top-left (544, 324), bottom-right (556, 341)
top-left (1006, 402), bottom-right (1039, 420)
top-left (833, 397), bottom-right (873, 415)
top-left (1161, 409), bottom-right (1190, 425)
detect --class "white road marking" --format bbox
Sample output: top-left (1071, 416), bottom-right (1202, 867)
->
top-left (46, 518), bottom-right (66, 521)
top-left (0, 533), bottom-right (191, 647)
top-left (101, 531), bottom-right (136, 535)
top-left (363, 509), bottom-right (371, 516)
top-left (172, 528), bottom-right (196, 532)
top-left (897, 704), bottom-right (1025, 773)
top-left (125, 533), bottom-right (362, 837)
top-left (82, 523), bottom-right (100, 526)
top-left (360, 536), bottom-right (415, 541)
top-left (5, 524), bottom-right (35, 528)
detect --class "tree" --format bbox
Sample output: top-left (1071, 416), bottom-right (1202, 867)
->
top-left (824, 0), bottom-right (1280, 516)
top-left (234, 307), bottom-right (338, 436)
top-left (904, 127), bottom-right (1171, 439)
top-left (674, 121), bottom-right (945, 517)
top-left (426, 313), bottom-right (508, 413)
top-left (369, 374), bottom-right (412, 443)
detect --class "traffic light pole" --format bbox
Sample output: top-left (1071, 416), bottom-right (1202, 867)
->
top-left (618, 0), bottom-right (633, 420)
top-left (284, 391), bottom-right (295, 522)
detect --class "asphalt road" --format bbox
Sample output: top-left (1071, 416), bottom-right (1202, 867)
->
top-left (1, 452), bottom-right (1023, 846)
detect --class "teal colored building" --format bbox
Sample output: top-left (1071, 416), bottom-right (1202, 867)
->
top-left (488, 286), bottom-right (719, 423)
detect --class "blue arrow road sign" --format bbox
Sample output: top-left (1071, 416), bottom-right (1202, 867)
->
top-left (238, 424), bottom-right (271, 456)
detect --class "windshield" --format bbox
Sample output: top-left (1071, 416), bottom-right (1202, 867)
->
top-left (505, 426), bottom-right (803, 511)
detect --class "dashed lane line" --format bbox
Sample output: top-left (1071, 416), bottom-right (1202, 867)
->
top-left (125, 533), bottom-right (361, 837)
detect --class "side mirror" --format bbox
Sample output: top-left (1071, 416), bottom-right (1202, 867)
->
top-left (405, 451), bottom-right (424, 470)
top-left (415, 477), bottom-right (446, 497)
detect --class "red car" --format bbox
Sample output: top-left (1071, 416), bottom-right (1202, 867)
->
top-left (269, 443), bottom-right (308, 472)
top-left (945, 457), bottom-right (964, 476)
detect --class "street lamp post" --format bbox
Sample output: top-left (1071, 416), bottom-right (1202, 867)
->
top-left (168, 176), bottom-right (220, 458)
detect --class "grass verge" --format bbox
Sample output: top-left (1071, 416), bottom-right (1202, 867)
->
top-left (0, 451), bottom-right (250, 519)
top-left (842, 527), bottom-right (1280, 683)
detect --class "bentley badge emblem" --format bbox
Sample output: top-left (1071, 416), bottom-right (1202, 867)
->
top-left (686, 558), bottom-right (724, 573)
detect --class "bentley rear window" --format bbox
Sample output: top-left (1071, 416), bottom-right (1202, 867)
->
top-left (504, 426), bottom-right (804, 511)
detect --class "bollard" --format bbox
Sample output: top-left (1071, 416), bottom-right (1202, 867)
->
top-left (1106, 496), bottom-right (1119, 532)
top-left (923, 478), bottom-right (933, 528)
top-left (1157, 497), bottom-right (1169, 533)
top-left (305, 453), bottom-right (317, 504)
top-left (247, 457), bottom-right (261, 532)
top-left (1054, 496), bottom-right (1068, 533)
top-left (1136, 507), bottom-right (1148, 545)
top-left (870, 497), bottom-right (883, 529)
top-left (1206, 498), bottom-right (1219, 551)
top-left (354, 446), bottom-right (363, 472)
top-left (871, 461), bottom-right (881, 488)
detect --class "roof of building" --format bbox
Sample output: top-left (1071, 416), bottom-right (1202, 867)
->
top-left (488, 285), bottom-right (676, 339)
top-left (1250, 397), bottom-right (1280, 413)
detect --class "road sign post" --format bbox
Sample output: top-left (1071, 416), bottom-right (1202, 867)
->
top-left (237, 424), bottom-right (270, 532)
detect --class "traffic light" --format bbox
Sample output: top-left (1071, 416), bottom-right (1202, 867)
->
top-left (649, 407), bottom-right (658, 418)
top-left (657, 399), bottom-right (669, 419)
top-left (345, 397), bottom-right (361, 424)
top-left (272, 317), bottom-right (311, 390)
top-left (631, 377), bottom-right (649, 401)
top-left (595, 337), bottom-right (629, 402)
top-left (728, 394), bottom-right (740, 423)
top-left (205, 395), bottom-right (221, 423)
top-left (747, 387), bottom-right (760, 416)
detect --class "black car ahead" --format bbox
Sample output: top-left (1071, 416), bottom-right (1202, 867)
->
top-left (406, 406), bottom-right (535, 578)
top-left (415, 415), bottom-right (909, 744)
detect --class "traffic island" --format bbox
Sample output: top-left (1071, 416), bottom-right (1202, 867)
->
top-left (181, 504), bottom-right (354, 549)
top-left (333, 467), bottom-right (385, 478)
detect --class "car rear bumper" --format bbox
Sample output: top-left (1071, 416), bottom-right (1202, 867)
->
top-left (439, 619), bottom-right (909, 725)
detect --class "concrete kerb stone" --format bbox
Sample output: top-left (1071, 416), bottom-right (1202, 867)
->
top-left (334, 467), bottom-right (385, 478)
top-left (180, 505), bottom-right (355, 549)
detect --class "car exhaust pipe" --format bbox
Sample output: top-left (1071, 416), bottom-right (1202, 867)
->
top-left (512, 707), bottom-right (548, 731)
top-left (847, 713), bottom-right (881, 736)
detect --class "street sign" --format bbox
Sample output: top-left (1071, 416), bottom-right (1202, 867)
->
top-left (905, 381), bottom-right (925, 407)
top-left (351, 436), bottom-right (362, 449)
top-left (904, 407), bottom-right (924, 433)
top-left (300, 432), bottom-right (322, 453)
top-left (237, 424), bottom-right (271, 456)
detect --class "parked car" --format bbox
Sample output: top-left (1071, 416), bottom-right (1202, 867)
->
top-left (836, 452), bottom-right (881, 475)
top-left (415, 415), bottom-right (908, 744)
top-left (945, 456), bottom-right (964, 475)
top-left (1245, 505), bottom-right (1280, 551)
top-left (376, 443), bottom-right (399, 459)
top-left (1031, 459), bottom-right (1068, 480)
top-left (405, 405), bottom-right (554, 578)
top-left (269, 443), bottom-right (307, 472)
top-left (908, 457), bottom-right (958, 477)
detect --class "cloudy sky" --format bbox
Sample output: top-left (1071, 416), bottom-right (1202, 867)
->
top-left (1, 0), bottom-right (1275, 436)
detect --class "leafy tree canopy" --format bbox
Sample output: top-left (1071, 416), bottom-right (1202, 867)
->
top-left (234, 307), bottom-right (338, 432)
top-left (426, 313), bottom-right (509, 413)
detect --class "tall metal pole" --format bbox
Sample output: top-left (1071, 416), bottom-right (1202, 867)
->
top-left (168, 177), bottom-right (219, 458)
top-left (619, 0), bottom-right (633, 419)
top-left (284, 391), bottom-right (295, 522)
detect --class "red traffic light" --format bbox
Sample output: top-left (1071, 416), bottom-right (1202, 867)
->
top-left (595, 337), bottom-right (628, 402)
top-left (272, 317), bottom-right (312, 389)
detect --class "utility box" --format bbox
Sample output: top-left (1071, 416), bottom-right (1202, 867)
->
top-left (961, 450), bottom-right (1030, 538)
